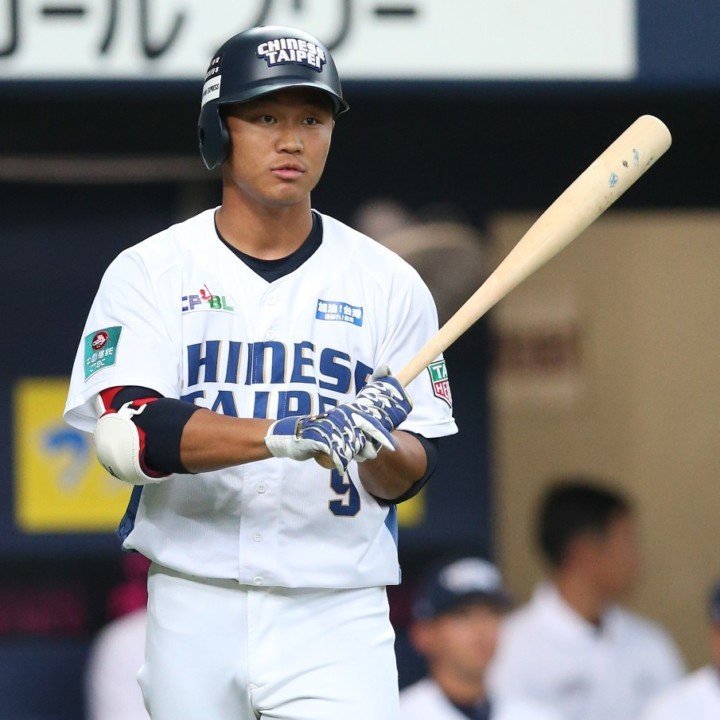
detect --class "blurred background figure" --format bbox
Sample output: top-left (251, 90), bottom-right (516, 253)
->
top-left (85, 555), bottom-right (150, 720)
top-left (354, 198), bottom-right (487, 325)
top-left (488, 480), bottom-right (684, 720)
top-left (401, 557), bottom-right (562, 720)
top-left (641, 580), bottom-right (720, 720)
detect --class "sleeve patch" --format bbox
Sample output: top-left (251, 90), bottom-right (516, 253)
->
top-left (84, 326), bottom-right (122, 380)
top-left (428, 359), bottom-right (452, 406)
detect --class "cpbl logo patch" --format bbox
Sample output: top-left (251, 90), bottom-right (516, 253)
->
top-left (182, 285), bottom-right (234, 313)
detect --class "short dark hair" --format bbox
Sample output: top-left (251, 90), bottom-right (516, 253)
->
top-left (537, 479), bottom-right (631, 568)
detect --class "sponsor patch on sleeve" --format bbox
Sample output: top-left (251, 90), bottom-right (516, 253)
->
top-left (428, 359), bottom-right (452, 406)
top-left (84, 326), bottom-right (122, 380)
top-left (316, 299), bottom-right (363, 327)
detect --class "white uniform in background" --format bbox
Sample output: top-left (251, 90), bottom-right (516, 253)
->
top-left (488, 583), bottom-right (684, 720)
top-left (640, 666), bottom-right (720, 720)
top-left (86, 609), bottom-right (149, 720)
top-left (65, 208), bottom-right (457, 719)
top-left (400, 677), bottom-right (565, 720)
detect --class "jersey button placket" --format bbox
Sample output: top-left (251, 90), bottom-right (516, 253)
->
top-left (238, 463), bottom-right (279, 585)
top-left (245, 287), bottom-right (284, 583)
top-left (259, 288), bottom-right (282, 341)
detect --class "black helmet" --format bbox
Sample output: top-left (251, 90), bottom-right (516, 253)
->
top-left (198, 25), bottom-right (349, 170)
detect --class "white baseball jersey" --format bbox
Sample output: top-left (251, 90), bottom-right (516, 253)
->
top-left (65, 208), bottom-right (457, 587)
top-left (640, 666), bottom-right (720, 720)
top-left (400, 678), bottom-right (564, 720)
top-left (487, 583), bottom-right (685, 720)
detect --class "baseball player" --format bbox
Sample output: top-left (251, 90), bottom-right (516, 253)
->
top-left (640, 580), bottom-right (720, 720)
top-left (64, 25), bottom-right (456, 720)
top-left (487, 480), bottom-right (684, 720)
top-left (401, 557), bottom-right (564, 720)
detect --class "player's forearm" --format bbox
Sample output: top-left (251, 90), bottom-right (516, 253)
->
top-left (357, 430), bottom-right (427, 500)
top-left (180, 408), bottom-right (273, 473)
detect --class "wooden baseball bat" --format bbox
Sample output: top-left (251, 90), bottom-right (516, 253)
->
top-left (316, 115), bottom-right (671, 469)
top-left (396, 114), bottom-right (672, 386)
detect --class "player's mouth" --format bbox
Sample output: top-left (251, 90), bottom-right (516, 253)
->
top-left (271, 163), bottom-right (306, 180)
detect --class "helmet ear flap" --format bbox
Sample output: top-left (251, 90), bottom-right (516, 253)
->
top-left (198, 106), bottom-right (230, 170)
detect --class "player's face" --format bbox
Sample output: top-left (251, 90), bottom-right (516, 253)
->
top-left (223, 88), bottom-right (334, 208)
top-left (412, 603), bottom-right (503, 682)
top-left (593, 513), bottom-right (641, 597)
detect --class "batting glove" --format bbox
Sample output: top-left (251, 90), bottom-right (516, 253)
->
top-left (348, 365), bottom-right (413, 436)
top-left (265, 405), bottom-right (395, 475)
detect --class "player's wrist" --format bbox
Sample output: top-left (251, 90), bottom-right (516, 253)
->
top-left (177, 412), bottom-right (274, 473)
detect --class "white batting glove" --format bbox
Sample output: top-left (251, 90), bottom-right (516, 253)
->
top-left (265, 405), bottom-right (395, 475)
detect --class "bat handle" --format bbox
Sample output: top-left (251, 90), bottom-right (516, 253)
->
top-left (315, 454), bottom-right (335, 470)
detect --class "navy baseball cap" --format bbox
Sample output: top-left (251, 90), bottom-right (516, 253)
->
top-left (709, 580), bottom-right (720, 623)
top-left (412, 557), bottom-right (513, 621)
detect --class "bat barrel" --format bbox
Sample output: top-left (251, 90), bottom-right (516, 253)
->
top-left (396, 115), bottom-right (672, 389)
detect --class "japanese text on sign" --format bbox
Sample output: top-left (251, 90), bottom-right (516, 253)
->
top-left (0, 0), bottom-right (636, 80)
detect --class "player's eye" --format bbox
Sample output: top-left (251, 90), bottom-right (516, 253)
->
top-left (303, 116), bottom-right (319, 126)
top-left (258, 114), bottom-right (276, 124)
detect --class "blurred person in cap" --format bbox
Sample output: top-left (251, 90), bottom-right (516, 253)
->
top-left (400, 557), bottom-right (563, 720)
top-left (488, 479), bottom-right (684, 720)
top-left (86, 555), bottom-right (151, 720)
top-left (640, 579), bottom-right (720, 720)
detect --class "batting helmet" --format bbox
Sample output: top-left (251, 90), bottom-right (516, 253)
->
top-left (198, 26), bottom-right (349, 170)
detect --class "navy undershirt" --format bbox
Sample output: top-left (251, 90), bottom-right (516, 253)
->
top-left (214, 210), bottom-right (323, 283)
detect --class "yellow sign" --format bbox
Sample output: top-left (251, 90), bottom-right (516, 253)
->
top-left (14, 378), bottom-right (131, 532)
top-left (397, 491), bottom-right (425, 527)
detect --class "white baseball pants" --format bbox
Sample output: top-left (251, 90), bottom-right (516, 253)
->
top-left (138, 564), bottom-right (399, 720)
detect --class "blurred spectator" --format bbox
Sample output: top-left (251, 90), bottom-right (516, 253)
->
top-left (354, 198), bottom-right (486, 325)
top-left (401, 557), bottom-right (563, 720)
top-left (353, 198), bottom-right (414, 241)
top-left (488, 480), bottom-right (684, 720)
top-left (86, 555), bottom-right (150, 720)
top-left (640, 580), bottom-right (720, 720)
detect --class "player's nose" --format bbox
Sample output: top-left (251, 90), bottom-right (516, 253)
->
top-left (276, 126), bottom-right (303, 153)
